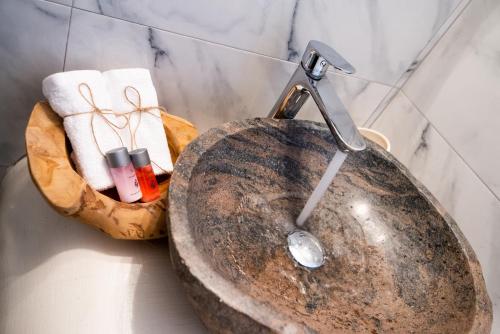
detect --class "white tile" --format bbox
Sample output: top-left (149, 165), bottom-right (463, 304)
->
top-left (392, 0), bottom-right (471, 88)
top-left (73, 0), bottom-right (295, 58)
top-left (291, 0), bottom-right (463, 86)
top-left (372, 91), bottom-right (500, 331)
top-left (0, 0), bottom-right (70, 165)
top-left (0, 158), bottom-right (206, 334)
top-left (73, 0), bottom-right (461, 85)
top-left (65, 9), bottom-right (391, 133)
top-left (404, 0), bottom-right (500, 199)
top-left (363, 0), bottom-right (471, 126)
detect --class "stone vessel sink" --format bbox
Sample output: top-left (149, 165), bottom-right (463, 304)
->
top-left (168, 119), bottom-right (492, 333)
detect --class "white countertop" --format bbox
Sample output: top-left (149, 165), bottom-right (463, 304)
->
top-left (0, 158), bottom-right (206, 334)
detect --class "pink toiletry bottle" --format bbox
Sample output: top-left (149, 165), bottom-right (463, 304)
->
top-left (105, 147), bottom-right (142, 203)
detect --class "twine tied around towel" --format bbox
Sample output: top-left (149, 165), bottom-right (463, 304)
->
top-left (64, 83), bottom-right (130, 156)
top-left (63, 82), bottom-right (169, 173)
top-left (122, 85), bottom-right (169, 173)
top-left (123, 85), bottom-right (166, 150)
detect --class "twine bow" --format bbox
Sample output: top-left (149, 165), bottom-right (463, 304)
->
top-left (64, 83), bottom-right (130, 156)
top-left (64, 82), bottom-right (169, 174)
top-left (123, 85), bottom-right (166, 150)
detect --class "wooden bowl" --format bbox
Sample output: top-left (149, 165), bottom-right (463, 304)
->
top-left (25, 101), bottom-right (197, 240)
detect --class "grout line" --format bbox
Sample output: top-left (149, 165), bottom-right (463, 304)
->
top-left (400, 90), bottom-right (500, 202)
top-left (362, 0), bottom-right (472, 129)
top-left (11, 154), bottom-right (28, 167)
top-left (362, 87), bottom-right (400, 127)
top-left (40, 0), bottom-right (71, 8)
top-left (62, 6), bottom-right (73, 71)
top-left (71, 6), bottom-right (296, 63)
top-left (1, 155), bottom-right (30, 186)
top-left (390, 0), bottom-right (472, 91)
top-left (70, 6), bottom-right (391, 86)
top-left (327, 68), bottom-right (391, 87)
top-left (43, 0), bottom-right (467, 91)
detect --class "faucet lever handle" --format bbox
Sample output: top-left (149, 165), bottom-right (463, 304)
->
top-left (302, 40), bottom-right (355, 79)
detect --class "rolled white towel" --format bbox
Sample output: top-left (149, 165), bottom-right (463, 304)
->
top-left (103, 68), bottom-right (173, 175)
top-left (42, 70), bottom-right (126, 190)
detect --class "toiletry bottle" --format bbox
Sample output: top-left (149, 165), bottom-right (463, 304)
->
top-left (129, 148), bottom-right (161, 202)
top-left (105, 147), bottom-right (142, 203)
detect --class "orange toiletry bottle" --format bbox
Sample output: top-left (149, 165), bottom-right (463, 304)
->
top-left (129, 148), bottom-right (161, 202)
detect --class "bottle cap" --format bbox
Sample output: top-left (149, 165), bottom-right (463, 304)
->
top-left (105, 147), bottom-right (131, 168)
top-left (129, 148), bottom-right (151, 168)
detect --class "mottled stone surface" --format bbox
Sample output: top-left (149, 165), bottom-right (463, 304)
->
top-left (168, 119), bottom-right (492, 333)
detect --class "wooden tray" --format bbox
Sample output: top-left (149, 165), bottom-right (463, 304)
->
top-left (25, 101), bottom-right (197, 240)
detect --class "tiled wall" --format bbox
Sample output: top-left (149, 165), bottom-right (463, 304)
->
top-left (371, 0), bottom-right (500, 329)
top-left (0, 0), bottom-right (70, 172)
top-left (0, 0), bottom-right (463, 170)
top-left (0, 0), bottom-right (498, 328)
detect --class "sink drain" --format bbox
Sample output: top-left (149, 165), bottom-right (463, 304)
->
top-left (287, 230), bottom-right (325, 269)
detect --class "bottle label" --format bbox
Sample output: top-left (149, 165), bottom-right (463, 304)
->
top-left (126, 164), bottom-right (141, 196)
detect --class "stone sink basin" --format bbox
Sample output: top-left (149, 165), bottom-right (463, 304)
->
top-left (168, 119), bottom-right (492, 333)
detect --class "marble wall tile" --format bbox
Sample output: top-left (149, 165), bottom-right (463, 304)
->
top-left (73, 0), bottom-right (462, 86)
top-left (65, 9), bottom-right (391, 134)
top-left (364, 0), bottom-right (471, 126)
top-left (0, 159), bottom-right (206, 334)
top-left (403, 0), bottom-right (500, 199)
top-left (0, 0), bottom-right (70, 165)
top-left (372, 91), bottom-right (500, 331)
top-left (391, 0), bottom-right (471, 89)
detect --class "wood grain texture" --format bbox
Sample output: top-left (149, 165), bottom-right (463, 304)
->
top-left (25, 101), bottom-right (197, 240)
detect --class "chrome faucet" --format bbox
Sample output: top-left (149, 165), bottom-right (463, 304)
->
top-left (269, 40), bottom-right (366, 152)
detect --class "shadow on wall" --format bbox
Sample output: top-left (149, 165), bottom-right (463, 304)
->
top-left (0, 158), bottom-right (205, 334)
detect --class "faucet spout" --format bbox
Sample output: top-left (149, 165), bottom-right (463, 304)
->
top-left (268, 41), bottom-right (366, 152)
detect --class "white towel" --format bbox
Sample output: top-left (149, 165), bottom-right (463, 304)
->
top-left (103, 68), bottom-right (173, 175)
top-left (42, 70), bottom-right (125, 190)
